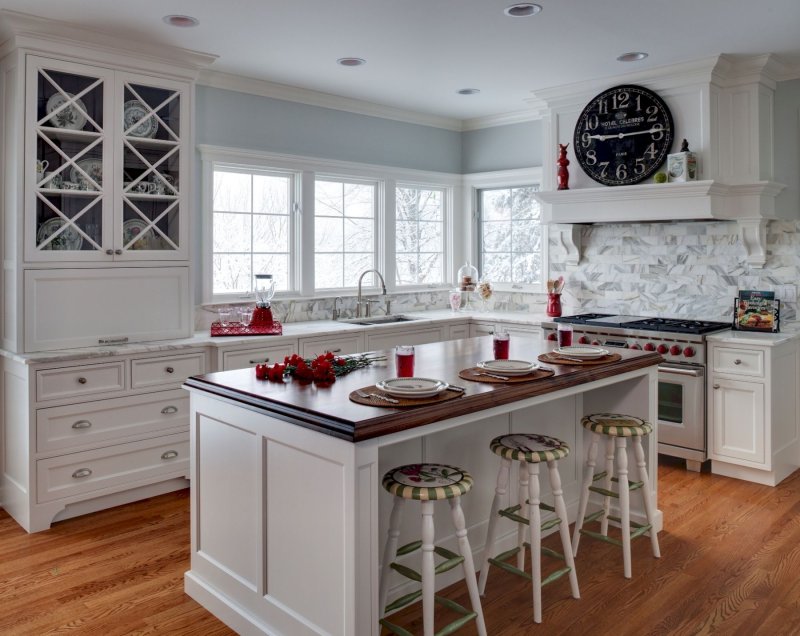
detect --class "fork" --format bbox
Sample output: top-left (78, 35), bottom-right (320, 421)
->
top-left (355, 390), bottom-right (399, 404)
top-left (472, 371), bottom-right (510, 380)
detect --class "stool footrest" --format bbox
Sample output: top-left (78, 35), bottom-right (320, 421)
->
top-left (588, 485), bottom-right (619, 498)
top-left (541, 566), bottom-right (573, 588)
top-left (435, 555), bottom-right (466, 575)
top-left (584, 509), bottom-right (606, 524)
top-left (541, 546), bottom-right (565, 561)
top-left (396, 540), bottom-right (422, 556)
top-left (541, 517), bottom-right (563, 531)
top-left (391, 562), bottom-right (422, 583)
top-left (487, 557), bottom-right (533, 582)
top-left (379, 618), bottom-right (415, 636)
top-left (499, 504), bottom-right (529, 526)
top-left (385, 590), bottom-right (423, 613)
top-left (604, 515), bottom-right (653, 539)
top-left (592, 471), bottom-right (608, 482)
top-left (538, 501), bottom-right (556, 513)
top-left (579, 528), bottom-right (623, 547)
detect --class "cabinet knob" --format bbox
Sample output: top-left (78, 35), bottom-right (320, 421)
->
top-left (105, 249), bottom-right (114, 255)
top-left (165, 366), bottom-right (174, 374)
top-left (161, 450), bottom-right (179, 460)
top-left (71, 420), bottom-right (92, 429)
top-left (734, 359), bottom-right (742, 365)
top-left (161, 405), bottom-right (178, 414)
top-left (72, 468), bottom-right (92, 479)
top-left (115, 249), bottom-right (123, 255)
top-left (77, 377), bottom-right (87, 384)
top-left (713, 384), bottom-right (720, 389)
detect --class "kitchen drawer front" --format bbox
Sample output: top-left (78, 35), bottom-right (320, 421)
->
top-left (36, 362), bottom-right (126, 403)
top-left (365, 326), bottom-right (445, 352)
top-left (713, 347), bottom-right (765, 377)
top-left (36, 433), bottom-right (189, 503)
top-left (222, 342), bottom-right (297, 371)
top-left (299, 333), bottom-right (365, 358)
top-left (131, 352), bottom-right (206, 389)
top-left (37, 389), bottom-right (188, 454)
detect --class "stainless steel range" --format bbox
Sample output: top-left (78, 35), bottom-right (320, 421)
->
top-left (541, 313), bottom-right (731, 471)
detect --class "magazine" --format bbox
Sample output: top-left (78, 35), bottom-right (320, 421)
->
top-left (734, 290), bottom-right (779, 332)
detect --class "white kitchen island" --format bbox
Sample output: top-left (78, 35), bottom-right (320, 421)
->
top-left (182, 337), bottom-right (661, 635)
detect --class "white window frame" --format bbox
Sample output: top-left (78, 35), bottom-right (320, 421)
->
top-left (462, 167), bottom-right (547, 293)
top-left (200, 145), bottom-right (461, 302)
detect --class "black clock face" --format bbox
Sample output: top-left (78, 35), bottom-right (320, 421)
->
top-left (573, 85), bottom-right (674, 186)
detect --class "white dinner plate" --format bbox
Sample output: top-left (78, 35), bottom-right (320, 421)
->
top-left (123, 100), bottom-right (158, 138)
top-left (477, 359), bottom-right (539, 376)
top-left (553, 346), bottom-right (609, 359)
top-left (70, 158), bottom-right (103, 189)
top-left (376, 377), bottom-right (449, 398)
top-left (46, 93), bottom-right (87, 130)
top-left (36, 218), bottom-right (83, 251)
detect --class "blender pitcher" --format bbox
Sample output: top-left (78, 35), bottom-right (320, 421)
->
top-left (251, 274), bottom-right (276, 326)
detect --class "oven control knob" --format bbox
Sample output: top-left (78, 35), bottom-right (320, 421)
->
top-left (669, 345), bottom-right (682, 356)
top-left (643, 342), bottom-right (656, 352)
top-left (547, 332), bottom-right (557, 341)
top-left (629, 343), bottom-right (641, 350)
top-left (578, 336), bottom-right (589, 344)
top-left (656, 344), bottom-right (668, 354)
top-left (683, 346), bottom-right (696, 358)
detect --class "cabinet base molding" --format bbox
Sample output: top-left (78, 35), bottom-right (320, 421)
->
top-left (710, 460), bottom-right (792, 487)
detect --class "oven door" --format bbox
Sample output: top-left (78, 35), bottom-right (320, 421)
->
top-left (657, 363), bottom-right (705, 455)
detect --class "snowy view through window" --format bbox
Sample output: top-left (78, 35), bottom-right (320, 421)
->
top-left (479, 185), bottom-right (542, 285)
top-left (395, 186), bottom-right (445, 286)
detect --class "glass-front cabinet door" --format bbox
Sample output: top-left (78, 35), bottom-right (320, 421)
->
top-left (25, 59), bottom-right (188, 262)
top-left (26, 57), bottom-right (113, 261)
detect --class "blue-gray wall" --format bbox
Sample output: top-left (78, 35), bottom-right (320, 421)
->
top-left (461, 120), bottom-right (542, 173)
top-left (774, 78), bottom-right (800, 219)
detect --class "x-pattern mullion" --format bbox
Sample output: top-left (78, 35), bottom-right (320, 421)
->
top-left (124, 84), bottom-right (180, 141)
top-left (38, 134), bottom-right (104, 189)
top-left (123, 140), bottom-right (178, 189)
top-left (36, 193), bottom-right (100, 249)
top-left (123, 198), bottom-right (179, 250)
top-left (38, 70), bottom-right (104, 133)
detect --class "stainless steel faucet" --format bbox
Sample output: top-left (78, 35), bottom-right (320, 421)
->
top-left (356, 269), bottom-right (387, 318)
top-left (331, 296), bottom-right (343, 321)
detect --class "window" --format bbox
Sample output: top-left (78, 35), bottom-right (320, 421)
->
top-left (314, 178), bottom-right (376, 289)
top-left (395, 185), bottom-right (445, 286)
top-left (479, 185), bottom-right (542, 286)
top-left (211, 166), bottom-right (295, 297)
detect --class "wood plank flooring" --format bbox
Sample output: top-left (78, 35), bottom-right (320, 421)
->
top-left (1, 457), bottom-right (799, 635)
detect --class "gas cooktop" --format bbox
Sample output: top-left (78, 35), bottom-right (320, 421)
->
top-left (553, 313), bottom-right (731, 335)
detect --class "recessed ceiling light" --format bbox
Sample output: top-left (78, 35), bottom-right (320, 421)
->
top-left (504, 3), bottom-right (543, 17)
top-left (337, 57), bottom-right (366, 67)
top-left (162, 15), bottom-right (199, 28)
top-left (457, 88), bottom-right (481, 95)
top-left (617, 51), bottom-right (649, 62)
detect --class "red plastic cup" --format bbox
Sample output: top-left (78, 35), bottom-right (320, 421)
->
top-left (557, 324), bottom-right (573, 348)
top-left (493, 330), bottom-right (510, 360)
top-left (395, 345), bottom-right (415, 377)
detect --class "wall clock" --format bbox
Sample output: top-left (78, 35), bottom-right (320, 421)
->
top-left (573, 84), bottom-right (674, 186)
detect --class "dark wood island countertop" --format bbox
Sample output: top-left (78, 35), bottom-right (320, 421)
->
top-left (184, 337), bottom-right (662, 442)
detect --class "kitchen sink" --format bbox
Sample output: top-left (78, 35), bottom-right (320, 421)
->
top-left (339, 315), bottom-right (419, 326)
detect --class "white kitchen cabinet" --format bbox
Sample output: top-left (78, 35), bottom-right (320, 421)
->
top-left (218, 339), bottom-right (299, 371)
top-left (707, 336), bottom-right (800, 486)
top-left (365, 324), bottom-right (447, 351)
top-left (299, 333), bottom-right (365, 358)
top-left (470, 320), bottom-right (542, 339)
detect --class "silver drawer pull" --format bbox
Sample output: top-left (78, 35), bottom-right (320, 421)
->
top-left (249, 357), bottom-right (270, 364)
top-left (161, 405), bottom-right (179, 414)
top-left (77, 377), bottom-right (87, 384)
top-left (72, 420), bottom-right (92, 429)
top-left (161, 450), bottom-right (179, 460)
top-left (98, 336), bottom-right (129, 345)
top-left (713, 384), bottom-right (720, 389)
top-left (734, 359), bottom-right (742, 365)
top-left (72, 468), bottom-right (92, 479)
top-left (330, 348), bottom-right (342, 353)
top-left (165, 366), bottom-right (175, 374)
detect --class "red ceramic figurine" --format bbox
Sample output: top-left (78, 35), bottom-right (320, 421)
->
top-left (557, 143), bottom-right (570, 190)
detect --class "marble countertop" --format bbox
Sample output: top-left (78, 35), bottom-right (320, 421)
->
top-left (706, 328), bottom-right (800, 347)
top-left (1, 310), bottom-right (551, 365)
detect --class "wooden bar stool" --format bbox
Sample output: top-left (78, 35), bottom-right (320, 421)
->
top-left (478, 433), bottom-right (580, 624)
top-left (572, 413), bottom-right (661, 578)
top-left (379, 463), bottom-right (487, 636)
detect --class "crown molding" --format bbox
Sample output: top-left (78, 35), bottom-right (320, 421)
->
top-left (461, 107), bottom-right (544, 131)
top-left (197, 69), bottom-right (464, 132)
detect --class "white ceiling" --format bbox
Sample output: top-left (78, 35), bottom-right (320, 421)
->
top-left (2, 1), bottom-right (800, 123)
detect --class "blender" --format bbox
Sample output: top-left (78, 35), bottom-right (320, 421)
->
top-left (250, 274), bottom-right (276, 326)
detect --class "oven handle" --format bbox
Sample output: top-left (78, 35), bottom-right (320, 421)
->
top-left (658, 364), bottom-right (704, 377)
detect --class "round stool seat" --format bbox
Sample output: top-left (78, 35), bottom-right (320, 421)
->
top-left (382, 463), bottom-right (473, 501)
top-left (581, 413), bottom-right (653, 437)
top-left (489, 433), bottom-right (570, 463)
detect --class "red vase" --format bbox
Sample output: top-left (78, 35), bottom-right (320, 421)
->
top-left (546, 293), bottom-right (562, 317)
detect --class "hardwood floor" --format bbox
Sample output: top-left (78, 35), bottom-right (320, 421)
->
top-left (1, 457), bottom-right (799, 635)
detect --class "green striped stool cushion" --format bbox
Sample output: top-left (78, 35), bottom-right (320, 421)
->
top-left (382, 464), bottom-right (473, 501)
top-left (489, 433), bottom-right (570, 463)
top-left (581, 413), bottom-right (653, 437)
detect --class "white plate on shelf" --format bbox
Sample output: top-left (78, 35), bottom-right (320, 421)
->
top-left (553, 346), bottom-right (609, 359)
top-left (477, 360), bottom-right (539, 376)
top-left (122, 218), bottom-right (151, 248)
top-left (46, 93), bottom-right (87, 130)
top-left (123, 100), bottom-right (158, 138)
top-left (36, 218), bottom-right (83, 251)
top-left (375, 377), bottom-right (449, 398)
top-left (70, 158), bottom-right (103, 188)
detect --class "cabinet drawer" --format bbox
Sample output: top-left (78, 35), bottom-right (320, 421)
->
top-left (365, 327), bottom-right (445, 352)
top-left (37, 389), bottom-right (188, 454)
top-left (299, 333), bottom-right (365, 358)
top-left (131, 352), bottom-right (205, 389)
top-left (222, 343), bottom-right (297, 371)
top-left (713, 347), bottom-right (764, 377)
top-left (36, 362), bottom-right (126, 403)
top-left (36, 433), bottom-right (189, 503)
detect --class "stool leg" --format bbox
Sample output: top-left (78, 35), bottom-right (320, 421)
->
top-left (548, 459), bottom-right (580, 600)
top-left (379, 497), bottom-right (405, 616)
top-left (449, 497), bottom-right (488, 636)
top-left (634, 436), bottom-right (661, 559)
top-left (527, 462), bottom-right (543, 624)
top-left (516, 459), bottom-right (530, 572)
top-left (421, 500), bottom-right (436, 636)
top-left (600, 436), bottom-right (615, 537)
top-left (479, 457), bottom-right (512, 595)
top-left (616, 437), bottom-right (632, 579)
top-left (572, 435), bottom-right (599, 557)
